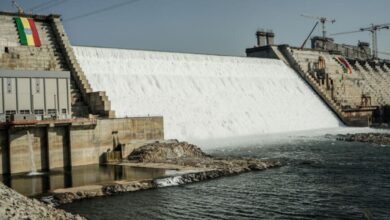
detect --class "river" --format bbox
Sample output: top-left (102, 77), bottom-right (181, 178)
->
top-left (60, 135), bottom-right (390, 219)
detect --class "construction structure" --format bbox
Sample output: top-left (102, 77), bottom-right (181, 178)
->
top-left (0, 11), bottom-right (164, 175)
top-left (247, 27), bottom-right (390, 126)
top-left (330, 23), bottom-right (390, 59)
top-left (1, 7), bottom-right (389, 177)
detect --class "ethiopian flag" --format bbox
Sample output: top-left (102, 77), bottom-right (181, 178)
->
top-left (14, 17), bottom-right (41, 47)
top-left (335, 57), bottom-right (353, 74)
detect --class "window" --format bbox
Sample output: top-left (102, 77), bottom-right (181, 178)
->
top-left (47, 109), bottom-right (57, 115)
top-left (61, 109), bottom-right (67, 114)
top-left (34, 109), bottom-right (44, 115)
top-left (5, 110), bottom-right (16, 115)
top-left (20, 110), bottom-right (30, 114)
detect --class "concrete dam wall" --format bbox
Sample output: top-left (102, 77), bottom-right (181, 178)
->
top-left (73, 46), bottom-right (342, 142)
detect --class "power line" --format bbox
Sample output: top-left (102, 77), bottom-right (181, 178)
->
top-left (34, 0), bottom-right (69, 12)
top-left (29, 0), bottom-right (59, 11)
top-left (64, 0), bottom-right (143, 23)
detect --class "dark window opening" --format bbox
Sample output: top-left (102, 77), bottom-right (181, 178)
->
top-left (34, 109), bottom-right (44, 115)
top-left (20, 110), bottom-right (30, 114)
top-left (47, 109), bottom-right (57, 115)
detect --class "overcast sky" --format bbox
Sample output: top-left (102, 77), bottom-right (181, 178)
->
top-left (1, 0), bottom-right (389, 58)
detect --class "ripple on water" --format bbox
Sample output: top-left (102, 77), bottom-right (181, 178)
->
top-left (60, 139), bottom-right (390, 219)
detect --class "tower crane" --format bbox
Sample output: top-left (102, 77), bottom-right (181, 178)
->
top-left (330, 23), bottom-right (390, 59)
top-left (12, 0), bottom-right (25, 14)
top-left (301, 14), bottom-right (336, 39)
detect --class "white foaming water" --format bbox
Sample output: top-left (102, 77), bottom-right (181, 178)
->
top-left (74, 46), bottom-right (342, 143)
top-left (154, 176), bottom-right (185, 187)
top-left (26, 131), bottom-right (44, 176)
top-left (27, 131), bottom-right (37, 174)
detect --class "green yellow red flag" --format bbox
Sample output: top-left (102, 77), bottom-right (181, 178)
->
top-left (14, 17), bottom-right (41, 47)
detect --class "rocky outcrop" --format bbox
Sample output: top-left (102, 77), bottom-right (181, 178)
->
top-left (128, 141), bottom-right (209, 162)
top-left (128, 141), bottom-right (281, 171)
top-left (0, 182), bottom-right (84, 220)
top-left (52, 180), bottom-right (155, 205)
top-left (336, 133), bottom-right (390, 145)
top-left (49, 142), bottom-right (282, 206)
top-left (52, 159), bottom-right (281, 205)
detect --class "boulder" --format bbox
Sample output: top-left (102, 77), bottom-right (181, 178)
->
top-left (128, 141), bottom-right (209, 163)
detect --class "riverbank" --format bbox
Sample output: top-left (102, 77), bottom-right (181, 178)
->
top-left (0, 182), bottom-right (84, 220)
top-left (49, 141), bottom-right (282, 205)
top-left (0, 141), bottom-right (282, 219)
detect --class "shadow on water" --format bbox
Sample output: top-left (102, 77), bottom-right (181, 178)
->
top-left (0, 164), bottom-right (166, 197)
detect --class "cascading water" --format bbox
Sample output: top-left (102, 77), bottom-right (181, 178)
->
top-left (154, 176), bottom-right (185, 187)
top-left (26, 131), bottom-right (37, 175)
top-left (26, 131), bottom-right (42, 176)
top-left (73, 46), bottom-right (342, 143)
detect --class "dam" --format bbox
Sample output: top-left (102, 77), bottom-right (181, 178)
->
top-left (73, 46), bottom-right (341, 141)
top-left (0, 10), bottom-right (388, 177)
top-left (0, 2), bottom-right (390, 219)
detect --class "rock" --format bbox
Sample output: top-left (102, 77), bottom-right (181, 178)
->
top-left (128, 141), bottom-right (210, 162)
top-left (336, 133), bottom-right (390, 146)
top-left (49, 141), bottom-right (283, 206)
top-left (0, 183), bottom-right (85, 220)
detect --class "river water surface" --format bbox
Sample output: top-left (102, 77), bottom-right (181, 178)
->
top-left (60, 136), bottom-right (390, 219)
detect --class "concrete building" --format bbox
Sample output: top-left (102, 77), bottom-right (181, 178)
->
top-left (0, 11), bottom-right (164, 175)
top-left (0, 69), bottom-right (71, 121)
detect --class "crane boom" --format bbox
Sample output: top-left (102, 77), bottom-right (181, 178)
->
top-left (301, 14), bottom-right (336, 39)
top-left (12, 0), bottom-right (24, 14)
top-left (330, 30), bottom-right (362, 36)
top-left (378, 51), bottom-right (390, 56)
top-left (330, 23), bottom-right (390, 59)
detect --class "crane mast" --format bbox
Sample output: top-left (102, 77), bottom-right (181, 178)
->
top-left (301, 14), bottom-right (336, 39)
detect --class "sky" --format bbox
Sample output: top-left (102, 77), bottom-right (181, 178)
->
top-left (1, 0), bottom-right (389, 58)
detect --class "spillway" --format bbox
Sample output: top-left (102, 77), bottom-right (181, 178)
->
top-left (73, 46), bottom-right (341, 142)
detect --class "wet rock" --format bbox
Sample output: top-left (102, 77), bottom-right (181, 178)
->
top-left (336, 133), bottom-right (390, 146)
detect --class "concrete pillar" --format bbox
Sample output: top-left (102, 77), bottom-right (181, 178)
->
top-left (256, 31), bottom-right (267, 47)
top-left (41, 129), bottom-right (49, 172)
top-left (9, 128), bottom-right (47, 174)
top-left (47, 126), bottom-right (71, 169)
top-left (1, 130), bottom-right (10, 175)
top-left (266, 32), bottom-right (275, 45)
